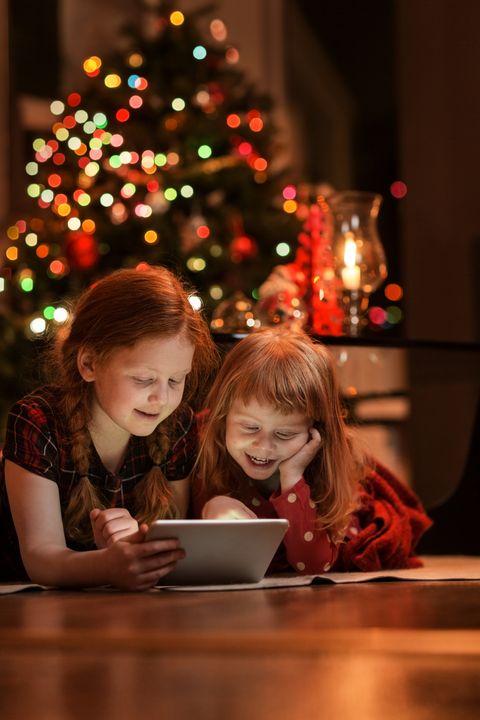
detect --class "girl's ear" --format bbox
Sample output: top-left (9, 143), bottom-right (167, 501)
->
top-left (77, 347), bottom-right (96, 382)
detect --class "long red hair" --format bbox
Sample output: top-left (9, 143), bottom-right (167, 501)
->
top-left (194, 328), bottom-right (361, 541)
top-left (45, 265), bottom-right (218, 542)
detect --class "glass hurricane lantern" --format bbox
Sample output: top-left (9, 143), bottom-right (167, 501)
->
top-left (326, 190), bottom-right (388, 336)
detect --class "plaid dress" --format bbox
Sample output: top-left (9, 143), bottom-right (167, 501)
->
top-left (0, 386), bottom-right (197, 580)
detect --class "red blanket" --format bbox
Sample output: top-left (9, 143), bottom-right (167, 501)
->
top-left (334, 461), bottom-right (433, 572)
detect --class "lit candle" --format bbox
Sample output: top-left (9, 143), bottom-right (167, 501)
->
top-left (341, 236), bottom-right (361, 291)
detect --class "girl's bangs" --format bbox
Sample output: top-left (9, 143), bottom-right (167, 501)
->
top-left (233, 359), bottom-right (320, 419)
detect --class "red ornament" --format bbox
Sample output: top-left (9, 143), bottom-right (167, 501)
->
top-left (286, 203), bottom-right (343, 335)
top-left (229, 234), bottom-right (258, 263)
top-left (65, 231), bottom-right (99, 270)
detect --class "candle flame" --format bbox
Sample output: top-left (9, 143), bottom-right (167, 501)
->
top-left (344, 236), bottom-right (357, 268)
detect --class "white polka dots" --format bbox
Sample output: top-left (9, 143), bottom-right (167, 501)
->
top-left (296, 561), bottom-right (306, 571)
top-left (304, 531), bottom-right (314, 542)
top-left (309, 499), bottom-right (316, 509)
top-left (323, 562), bottom-right (331, 572)
top-left (287, 492), bottom-right (297, 503)
top-left (349, 526), bottom-right (359, 536)
top-left (251, 497), bottom-right (261, 507)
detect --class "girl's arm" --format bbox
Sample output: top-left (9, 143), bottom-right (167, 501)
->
top-left (5, 460), bottom-right (185, 590)
top-left (270, 428), bottom-right (338, 573)
top-left (270, 478), bottom-right (338, 574)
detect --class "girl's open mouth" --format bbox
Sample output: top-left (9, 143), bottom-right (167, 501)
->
top-left (246, 454), bottom-right (274, 467)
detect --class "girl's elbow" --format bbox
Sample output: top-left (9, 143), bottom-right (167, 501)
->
top-left (20, 545), bottom-right (62, 585)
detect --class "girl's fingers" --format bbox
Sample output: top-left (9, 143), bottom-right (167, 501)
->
top-left (91, 508), bottom-right (136, 535)
top-left (120, 525), bottom-right (150, 544)
top-left (309, 427), bottom-right (322, 443)
top-left (91, 507), bottom-right (125, 524)
top-left (104, 518), bottom-right (138, 539)
top-left (147, 548), bottom-right (186, 570)
top-left (132, 563), bottom-right (179, 590)
top-left (141, 537), bottom-right (183, 555)
top-left (129, 549), bottom-right (185, 586)
top-left (140, 561), bottom-right (182, 588)
top-left (126, 540), bottom-right (185, 566)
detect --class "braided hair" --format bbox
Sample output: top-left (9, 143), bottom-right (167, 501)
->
top-left (45, 265), bottom-right (218, 543)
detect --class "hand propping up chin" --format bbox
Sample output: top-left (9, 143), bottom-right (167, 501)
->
top-left (278, 427), bottom-right (322, 493)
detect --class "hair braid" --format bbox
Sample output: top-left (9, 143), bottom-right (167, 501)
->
top-left (42, 265), bottom-right (218, 541)
top-left (132, 420), bottom-right (179, 524)
top-left (62, 384), bottom-right (106, 543)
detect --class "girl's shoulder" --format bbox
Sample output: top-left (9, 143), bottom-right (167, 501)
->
top-left (2, 386), bottom-right (66, 474)
top-left (8, 385), bottom-right (63, 427)
top-left (5, 386), bottom-right (67, 451)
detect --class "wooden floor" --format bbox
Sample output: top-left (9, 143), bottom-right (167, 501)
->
top-left (1, 580), bottom-right (480, 719)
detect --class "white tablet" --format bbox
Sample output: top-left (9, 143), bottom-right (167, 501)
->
top-left (146, 519), bottom-right (289, 586)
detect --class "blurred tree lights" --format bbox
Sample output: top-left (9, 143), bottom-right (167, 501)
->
top-left (0, 1), bottom-right (302, 429)
top-left (1, 1), bottom-right (405, 433)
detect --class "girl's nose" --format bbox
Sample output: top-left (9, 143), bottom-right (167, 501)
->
top-left (252, 431), bottom-right (274, 451)
top-left (148, 382), bottom-right (168, 405)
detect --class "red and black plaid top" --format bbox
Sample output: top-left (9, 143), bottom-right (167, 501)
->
top-left (0, 385), bottom-right (197, 580)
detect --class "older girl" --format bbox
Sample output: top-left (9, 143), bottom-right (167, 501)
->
top-left (0, 265), bottom-right (217, 589)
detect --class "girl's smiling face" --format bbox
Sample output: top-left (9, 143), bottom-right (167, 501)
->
top-left (225, 398), bottom-right (311, 483)
top-left (79, 333), bottom-right (194, 441)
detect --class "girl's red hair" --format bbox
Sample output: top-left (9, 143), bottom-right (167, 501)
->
top-left (45, 265), bottom-right (218, 542)
top-left (194, 328), bottom-right (360, 540)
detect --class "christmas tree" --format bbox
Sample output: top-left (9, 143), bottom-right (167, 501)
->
top-left (0, 1), bottom-right (302, 430)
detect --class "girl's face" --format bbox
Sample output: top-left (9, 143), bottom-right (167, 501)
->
top-left (225, 399), bottom-right (311, 483)
top-left (80, 334), bottom-right (194, 440)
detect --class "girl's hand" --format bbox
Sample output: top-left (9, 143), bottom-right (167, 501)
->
top-left (202, 495), bottom-right (257, 520)
top-left (105, 525), bottom-right (186, 590)
top-left (90, 508), bottom-right (139, 548)
top-left (278, 427), bottom-right (322, 493)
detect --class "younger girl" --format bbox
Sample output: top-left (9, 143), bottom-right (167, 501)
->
top-left (193, 328), bottom-right (431, 574)
top-left (0, 265), bottom-right (217, 589)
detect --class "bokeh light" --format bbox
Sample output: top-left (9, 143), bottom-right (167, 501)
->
top-left (193, 45), bottom-right (207, 60)
top-left (170, 11), bottom-right (185, 26)
top-left (276, 242), bottom-right (290, 257)
top-left (385, 283), bottom-right (403, 302)
top-left (390, 180), bottom-right (408, 199)
top-left (210, 19), bottom-right (227, 41)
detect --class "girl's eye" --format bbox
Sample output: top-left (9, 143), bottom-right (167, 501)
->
top-left (133, 377), bottom-right (153, 385)
top-left (241, 425), bottom-right (259, 432)
top-left (169, 377), bottom-right (185, 387)
top-left (275, 432), bottom-right (296, 440)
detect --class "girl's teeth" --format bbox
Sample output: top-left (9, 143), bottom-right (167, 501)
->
top-left (249, 455), bottom-right (269, 464)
